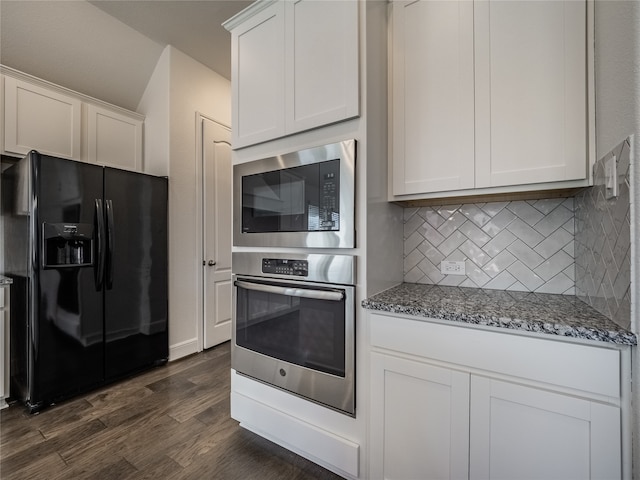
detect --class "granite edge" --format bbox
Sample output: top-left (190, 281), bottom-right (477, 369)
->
top-left (361, 295), bottom-right (637, 347)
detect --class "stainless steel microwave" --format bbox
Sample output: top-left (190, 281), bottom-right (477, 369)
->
top-left (233, 140), bottom-right (356, 249)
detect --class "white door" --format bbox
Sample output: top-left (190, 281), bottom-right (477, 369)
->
top-left (202, 118), bottom-right (232, 349)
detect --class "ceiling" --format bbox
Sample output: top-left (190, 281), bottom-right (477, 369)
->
top-left (87, 0), bottom-right (252, 80)
top-left (0, 0), bottom-right (251, 111)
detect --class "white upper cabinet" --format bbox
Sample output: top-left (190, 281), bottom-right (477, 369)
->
top-left (3, 76), bottom-right (82, 159)
top-left (474, 1), bottom-right (588, 188)
top-left (391, 0), bottom-right (592, 199)
top-left (391, 0), bottom-right (475, 195)
top-left (230, 1), bottom-right (287, 147)
top-left (226, 0), bottom-right (359, 149)
top-left (2, 69), bottom-right (144, 172)
top-left (86, 104), bottom-right (143, 171)
top-left (286, 0), bottom-right (359, 133)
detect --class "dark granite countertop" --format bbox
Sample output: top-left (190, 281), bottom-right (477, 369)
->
top-left (362, 283), bottom-right (637, 346)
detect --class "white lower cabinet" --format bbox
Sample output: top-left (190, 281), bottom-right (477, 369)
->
top-left (370, 353), bottom-right (470, 480)
top-left (469, 376), bottom-right (621, 480)
top-left (368, 312), bottom-right (627, 480)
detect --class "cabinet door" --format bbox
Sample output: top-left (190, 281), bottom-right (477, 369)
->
top-left (474, 1), bottom-right (587, 187)
top-left (87, 104), bottom-right (143, 171)
top-left (3, 76), bottom-right (81, 159)
top-left (469, 376), bottom-right (621, 480)
top-left (285, 0), bottom-right (359, 134)
top-left (391, 0), bottom-right (475, 196)
top-left (231, 2), bottom-right (286, 148)
top-left (370, 352), bottom-right (470, 480)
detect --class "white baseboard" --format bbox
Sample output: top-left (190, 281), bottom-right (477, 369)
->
top-left (169, 337), bottom-right (199, 361)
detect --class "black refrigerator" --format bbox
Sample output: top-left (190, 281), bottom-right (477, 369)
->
top-left (2, 151), bottom-right (168, 412)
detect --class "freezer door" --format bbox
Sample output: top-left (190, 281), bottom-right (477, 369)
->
top-left (34, 154), bottom-right (105, 408)
top-left (103, 168), bottom-right (168, 380)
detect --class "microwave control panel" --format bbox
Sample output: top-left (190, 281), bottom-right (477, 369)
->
top-left (262, 258), bottom-right (309, 277)
top-left (319, 162), bottom-right (340, 230)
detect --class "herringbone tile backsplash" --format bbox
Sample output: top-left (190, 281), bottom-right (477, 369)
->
top-left (402, 137), bottom-right (633, 328)
top-left (404, 198), bottom-right (576, 294)
top-left (575, 138), bottom-right (632, 330)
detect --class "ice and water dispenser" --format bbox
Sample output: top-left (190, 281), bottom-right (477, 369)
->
top-left (42, 223), bottom-right (94, 267)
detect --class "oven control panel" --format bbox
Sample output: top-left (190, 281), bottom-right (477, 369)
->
top-left (262, 258), bottom-right (309, 277)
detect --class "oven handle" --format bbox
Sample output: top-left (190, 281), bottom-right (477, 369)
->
top-left (234, 280), bottom-right (345, 301)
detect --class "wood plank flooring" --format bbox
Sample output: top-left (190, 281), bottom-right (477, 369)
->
top-left (0, 342), bottom-right (344, 479)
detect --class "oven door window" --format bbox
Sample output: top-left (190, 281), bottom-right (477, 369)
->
top-left (241, 159), bottom-right (340, 234)
top-left (235, 280), bottom-right (346, 377)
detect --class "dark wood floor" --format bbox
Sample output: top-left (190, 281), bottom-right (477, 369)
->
top-left (0, 341), bottom-right (344, 479)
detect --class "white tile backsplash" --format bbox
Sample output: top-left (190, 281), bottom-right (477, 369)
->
top-left (575, 137), bottom-right (632, 329)
top-left (404, 198), bottom-right (577, 294)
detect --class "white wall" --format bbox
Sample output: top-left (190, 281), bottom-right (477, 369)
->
top-left (138, 48), bottom-right (171, 177)
top-left (594, 1), bottom-right (640, 476)
top-left (138, 45), bottom-right (231, 360)
top-left (0, 0), bottom-right (163, 112)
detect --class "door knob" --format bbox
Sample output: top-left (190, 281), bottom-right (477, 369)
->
top-left (208, 260), bottom-right (216, 266)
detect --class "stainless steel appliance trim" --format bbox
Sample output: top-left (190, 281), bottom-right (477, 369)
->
top-left (234, 280), bottom-right (345, 301)
top-left (233, 139), bottom-right (356, 249)
top-left (232, 252), bottom-right (355, 285)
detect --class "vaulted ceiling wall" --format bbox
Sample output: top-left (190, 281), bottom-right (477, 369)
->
top-left (1, 1), bottom-right (164, 111)
top-left (0, 0), bottom-right (249, 112)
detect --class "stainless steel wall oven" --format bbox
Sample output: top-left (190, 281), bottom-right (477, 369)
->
top-left (233, 140), bottom-right (356, 249)
top-left (232, 252), bottom-right (355, 416)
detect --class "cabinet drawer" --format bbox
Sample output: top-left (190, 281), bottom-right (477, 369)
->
top-left (370, 313), bottom-right (620, 398)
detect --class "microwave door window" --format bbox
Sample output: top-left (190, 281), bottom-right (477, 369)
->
top-left (241, 160), bottom-right (340, 234)
top-left (242, 171), bottom-right (306, 232)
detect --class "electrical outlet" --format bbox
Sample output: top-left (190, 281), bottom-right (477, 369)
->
top-left (440, 260), bottom-right (466, 275)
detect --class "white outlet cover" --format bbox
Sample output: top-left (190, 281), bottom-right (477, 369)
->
top-left (441, 260), bottom-right (466, 275)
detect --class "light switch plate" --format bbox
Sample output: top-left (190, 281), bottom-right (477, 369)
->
top-left (605, 154), bottom-right (617, 199)
top-left (441, 260), bottom-right (466, 275)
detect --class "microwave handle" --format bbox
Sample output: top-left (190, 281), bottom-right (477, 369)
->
top-left (234, 280), bottom-right (344, 302)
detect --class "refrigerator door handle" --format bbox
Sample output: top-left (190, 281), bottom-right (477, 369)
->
top-left (94, 199), bottom-right (105, 291)
top-left (106, 199), bottom-right (114, 290)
